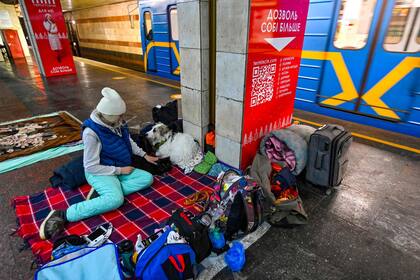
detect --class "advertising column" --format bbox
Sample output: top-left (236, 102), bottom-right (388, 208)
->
top-left (20, 0), bottom-right (76, 77)
top-left (240, 0), bottom-right (309, 169)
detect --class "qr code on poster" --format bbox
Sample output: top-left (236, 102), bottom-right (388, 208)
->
top-left (250, 63), bottom-right (276, 107)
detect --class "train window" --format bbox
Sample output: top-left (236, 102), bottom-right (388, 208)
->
top-left (333, 0), bottom-right (377, 49)
top-left (384, 0), bottom-right (420, 53)
top-left (144, 11), bottom-right (153, 41)
top-left (170, 9), bottom-right (179, 41)
top-left (385, 6), bottom-right (410, 44)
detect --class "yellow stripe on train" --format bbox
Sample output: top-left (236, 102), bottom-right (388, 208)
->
top-left (144, 42), bottom-right (181, 74)
top-left (301, 51), bottom-right (420, 120)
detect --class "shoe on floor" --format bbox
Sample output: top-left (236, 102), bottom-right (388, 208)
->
top-left (39, 210), bottom-right (66, 240)
top-left (86, 187), bottom-right (99, 200)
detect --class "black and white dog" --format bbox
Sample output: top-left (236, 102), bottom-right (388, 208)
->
top-left (146, 123), bottom-right (202, 171)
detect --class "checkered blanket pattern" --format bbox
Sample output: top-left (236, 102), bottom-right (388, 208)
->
top-left (12, 167), bottom-right (215, 264)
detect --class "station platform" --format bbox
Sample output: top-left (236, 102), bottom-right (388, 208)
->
top-left (0, 58), bottom-right (419, 279)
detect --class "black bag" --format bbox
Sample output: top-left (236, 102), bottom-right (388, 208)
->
top-left (152, 101), bottom-right (183, 133)
top-left (306, 124), bottom-right (352, 188)
top-left (223, 192), bottom-right (249, 240)
top-left (166, 209), bottom-right (212, 263)
top-left (153, 100), bottom-right (178, 125)
top-left (210, 170), bottom-right (264, 241)
top-left (168, 119), bottom-right (183, 133)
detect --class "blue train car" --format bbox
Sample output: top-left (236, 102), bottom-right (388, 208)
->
top-left (296, 0), bottom-right (419, 137)
top-left (139, 0), bottom-right (420, 137)
top-left (138, 0), bottom-right (180, 80)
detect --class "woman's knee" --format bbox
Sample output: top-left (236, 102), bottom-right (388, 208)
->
top-left (143, 171), bottom-right (153, 186)
top-left (132, 169), bottom-right (153, 187)
top-left (120, 169), bottom-right (154, 195)
top-left (105, 194), bottom-right (124, 210)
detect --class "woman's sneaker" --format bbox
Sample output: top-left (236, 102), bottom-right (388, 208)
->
top-left (39, 210), bottom-right (66, 240)
top-left (86, 187), bottom-right (99, 200)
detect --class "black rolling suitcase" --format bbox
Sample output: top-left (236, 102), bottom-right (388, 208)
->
top-left (306, 124), bottom-right (352, 191)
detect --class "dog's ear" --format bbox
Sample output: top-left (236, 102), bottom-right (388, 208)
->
top-left (158, 124), bottom-right (171, 136)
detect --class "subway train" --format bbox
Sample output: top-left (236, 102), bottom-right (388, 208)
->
top-left (138, 0), bottom-right (420, 137)
top-left (139, 0), bottom-right (180, 81)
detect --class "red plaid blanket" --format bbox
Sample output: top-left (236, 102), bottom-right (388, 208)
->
top-left (12, 167), bottom-right (215, 264)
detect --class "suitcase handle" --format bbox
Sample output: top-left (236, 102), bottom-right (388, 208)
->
top-left (315, 152), bottom-right (325, 169)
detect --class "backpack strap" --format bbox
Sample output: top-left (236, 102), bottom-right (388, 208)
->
top-left (184, 190), bottom-right (212, 212)
top-left (217, 170), bottom-right (240, 187)
top-left (168, 255), bottom-right (185, 272)
top-left (238, 182), bottom-right (264, 234)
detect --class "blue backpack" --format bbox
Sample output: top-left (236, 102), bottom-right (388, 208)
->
top-left (135, 227), bottom-right (196, 280)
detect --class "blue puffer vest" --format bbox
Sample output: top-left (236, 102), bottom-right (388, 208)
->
top-left (83, 118), bottom-right (132, 167)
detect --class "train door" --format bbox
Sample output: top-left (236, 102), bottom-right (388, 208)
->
top-left (318, 0), bottom-right (419, 122)
top-left (169, 7), bottom-right (180, 76)
top-left (360, 1), bottom-right (420, 122)
top-left (139, 0), bottom-right (180, 80)
top-left (140, 8), bottom-right (157, 72)
top-left (318, 0), bottom-right (384, 112)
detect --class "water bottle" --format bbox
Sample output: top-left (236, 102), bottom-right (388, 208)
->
top-left (209, 228), bottom-right (225, 250)
top-left (118, 240), bottom-right (135, 278)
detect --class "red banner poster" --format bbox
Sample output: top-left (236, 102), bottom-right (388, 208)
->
top-left (240, 0), bottom-right (310, 169)
top-left (21, 0), bottom-right (76, 77)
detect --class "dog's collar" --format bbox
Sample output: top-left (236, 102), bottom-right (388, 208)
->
top-left (154, 140), bottom-right (167, 149)
top-left (154, 133), bottom-right (173, 149)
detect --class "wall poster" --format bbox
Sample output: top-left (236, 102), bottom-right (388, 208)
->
top-left (240, 0), bottom-right (310, 168)
top-left (20, 0), bottom-right (76, 77)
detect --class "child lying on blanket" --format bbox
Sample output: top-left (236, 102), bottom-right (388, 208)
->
top-left (39, 87), bottom-right (159, 240)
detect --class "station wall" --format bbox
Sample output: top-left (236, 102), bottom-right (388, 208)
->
top-left (65, 1), bottom-right (144, 71)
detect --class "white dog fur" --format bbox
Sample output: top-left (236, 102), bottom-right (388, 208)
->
top-left (146, 123), bottom-right (202, 171)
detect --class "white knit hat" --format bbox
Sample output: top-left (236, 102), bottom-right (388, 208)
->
top-left (96, 87), bottom-right (126, 115)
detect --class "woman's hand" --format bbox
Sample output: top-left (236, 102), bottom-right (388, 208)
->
top-left (120, 166), bottom-right (134, 174)
top-left (144, 155), bottom-right (159, 165)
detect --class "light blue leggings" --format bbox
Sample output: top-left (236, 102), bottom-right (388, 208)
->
top-left (66, 168), bottom-right (153, 222)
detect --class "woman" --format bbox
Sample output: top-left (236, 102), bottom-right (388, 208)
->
top-left (43, 13), bottom-right (62, 62)
top-left (40, 87), bottom-right (158, 240)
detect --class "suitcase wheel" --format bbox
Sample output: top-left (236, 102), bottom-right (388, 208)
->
top-left (324, 187), bottom-right (338, 196)
top-left (325, 188), bottom-right (332, 196)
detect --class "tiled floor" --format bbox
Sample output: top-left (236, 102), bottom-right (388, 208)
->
top-left (1, 57), bottom-right (419, 280)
